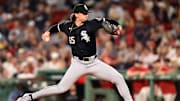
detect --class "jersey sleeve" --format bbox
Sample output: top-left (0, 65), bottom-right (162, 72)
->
top-left (89, 18), bottom-right (119, 33)
top-left (91, 18), bottom-right (119, 27)
top-left (105, 18), bottom-right (119, 26)
top-left (48, 22), bottom-right (66, 34)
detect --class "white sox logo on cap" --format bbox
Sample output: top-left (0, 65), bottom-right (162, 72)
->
top-left (84, 5), bottom-right (88, 11)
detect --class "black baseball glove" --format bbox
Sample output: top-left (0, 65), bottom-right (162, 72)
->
top-left (102, 21), bottom-right (118, 34)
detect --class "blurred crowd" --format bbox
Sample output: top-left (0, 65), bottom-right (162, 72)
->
top-left (0, 0), bottom-right (180, 101)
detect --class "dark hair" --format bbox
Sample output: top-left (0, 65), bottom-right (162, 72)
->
top-left (70, 13), bottom-right (76, 22)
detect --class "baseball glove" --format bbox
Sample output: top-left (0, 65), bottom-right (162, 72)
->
top-left (102, 21), bottom-right (118, 34)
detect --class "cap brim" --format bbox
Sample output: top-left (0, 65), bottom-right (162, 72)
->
top-left (75, 11), bottom-right (91, 15)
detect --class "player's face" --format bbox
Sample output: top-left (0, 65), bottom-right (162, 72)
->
top-left (76, 12), bottom-right (88, 22)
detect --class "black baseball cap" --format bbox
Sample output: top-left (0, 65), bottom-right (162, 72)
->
top-left (73, 4), bottom-right (89, 14)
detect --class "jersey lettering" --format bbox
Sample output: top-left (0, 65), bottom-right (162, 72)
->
top-left (69, 36), bottom-right (75, 44)
top-left (81, 30), bottom-right (90, 42)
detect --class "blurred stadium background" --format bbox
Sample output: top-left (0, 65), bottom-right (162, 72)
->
top-left (0, 0), bottom-right (180, 101)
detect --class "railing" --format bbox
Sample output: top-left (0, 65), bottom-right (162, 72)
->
top-left (0, 70), bottom-right (179, 101)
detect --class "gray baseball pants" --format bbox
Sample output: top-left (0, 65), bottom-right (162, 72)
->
top-left (31, 57), bottom-right (133, 101)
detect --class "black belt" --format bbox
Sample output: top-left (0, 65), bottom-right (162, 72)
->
top-left (75, 55), bottom-right (97, 61)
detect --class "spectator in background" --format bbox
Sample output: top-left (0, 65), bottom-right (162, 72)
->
top-left (142, 0), bottom-right (154, 12)
top-left (167, 40), bottom-right (180, 64)
top-left (2, 52), bottom-right (18, 78)
top-left (152, 59), bottom-right (176, 101)
top-left (8, 19), bottom-right (25, 44)
top-left (123, 45), bottom-right (137, 69)
top-left (148, 13), bottom-right (159, 27)
top-left (35, 57), bottom-right (45, 71)
top-left (122, 12), bottom-right (135, 46)
top-left (0, 58), bottom-right (6, 78)
top-left (17, 57), bottom-right (36, 79)
top-left (8, 82), bottom-right (27, 101)
top-left (108, 0), bottom-right (124, 21)
top-left (65, 0), bottom-right (82, 9)
top-left (157, 41), bottom-right (171, 64)
top-left (145, 39), bottom-right (156, 53)
top-left (46, 0), bottom-right (67, 10)
top-left (109, 40), bottom-right (127, 70)
top-left (59, 46), bottom-right (72, 67)
top-left (17, 48), bottom-right (27, 63)
top-left (8, 30), bottom-right (19, 48)
top-left (172, 55), bottom-right (180, 101)
top-left (134, 19), bottom-right (150, 44)
top-left (155, 23), bottom-right (169, 42)
top-left (88, 2), bottom-right (105, 20)
top-left (96, 29), bottom-right (112, 55)
top-left (0, 22), bottom-right (9, 40)
top-left (138, 46), bottom-right (158, 67)
top-left (23, 20), bottom-right (40, 48)
top-left (153, 1), bottom-right (169, 23)
top-left (148, 26), bottom-right (161, 48)
top-left (0, 32), bottom-right (8, 49)
top-left (177, 0), bottom-right (180, 20)
top-left (134, 41), bottom-right (143, 56)
top-left (127, 60), bottom-right (150, 101)
top-left (42, 51), bottom-right (66, 70)
top-left (112, 51), bottom-right (126, 70)
top-left (171, 43), bottom-right (180, 69)
top-left (99, 41), bottom-right (115, 65)
top-left (16, 52), bottom-right (37, 78)
top-left (168, 19), bottom-right (180, 40)
top-left (1, 67), bottom-right (9, 78)
top-left (134, 2), bottom-right (151, 22)
top-left (34, 2), bottom-right (49, 32)
top-left (0, 5), bottom-right (13, 25)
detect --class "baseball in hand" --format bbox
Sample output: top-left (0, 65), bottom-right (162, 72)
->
top-left (44, 36), bottom-right (50, 42)
top-left (42, 31), bottom-right (50, 42)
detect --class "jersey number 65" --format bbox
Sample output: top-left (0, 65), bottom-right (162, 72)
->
top-left (69, 36), bottom-right (75, 44)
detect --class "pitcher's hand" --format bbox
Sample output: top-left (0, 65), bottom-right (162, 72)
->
top-left (42, 31), bottom-right (50, 42)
